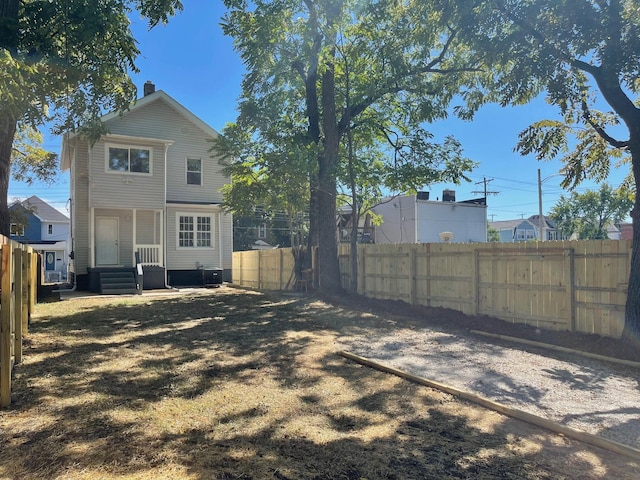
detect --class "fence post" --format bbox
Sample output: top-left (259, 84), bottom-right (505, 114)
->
top-left (21, 250), bottom-right (29, 335)
top-left (409, 247), bottom-right (417, 306)
top-left (426, 243), bottom-right (431, 307)
top-left (565, 248), bottom-right (576, 332)
top-left (279, 249), bottom-right (284, 290)
top-left (13, 247), bottom-right (23, 365)
top-left (28, 252), bottom-right (36, 317)
top-left (358, 247), bottom-right (366, 295)
top-left (472, 248), bottom-right (479, 316)
top-left (1, 244), bottom-right (14, 407)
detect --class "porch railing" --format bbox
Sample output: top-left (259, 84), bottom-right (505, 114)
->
top-left (135, 245), bottom-right (162, 266)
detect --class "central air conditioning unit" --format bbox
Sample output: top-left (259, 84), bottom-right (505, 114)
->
top-left (439, 231), bottom-right (454, 242)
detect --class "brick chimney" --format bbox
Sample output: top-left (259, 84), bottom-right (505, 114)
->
top-left (143, 80), bottom-right (156, 96)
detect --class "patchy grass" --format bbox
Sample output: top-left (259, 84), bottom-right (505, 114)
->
top-left (1, 287), bottom-right (638, 479)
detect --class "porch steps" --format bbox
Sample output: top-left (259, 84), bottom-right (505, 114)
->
top-left (99, 271), bottom-right (139, 295)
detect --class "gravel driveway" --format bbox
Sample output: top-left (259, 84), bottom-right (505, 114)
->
top-left (341, 326), bottom-right (640, 450)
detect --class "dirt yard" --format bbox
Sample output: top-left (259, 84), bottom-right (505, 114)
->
top-left (1, 286), bottom-right (638, 479)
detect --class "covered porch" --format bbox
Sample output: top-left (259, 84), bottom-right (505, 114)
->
top-left (89, 207), bottom-right (165, 291)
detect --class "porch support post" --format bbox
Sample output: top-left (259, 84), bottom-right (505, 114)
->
top-left (218, 211), bottom-right (223, 269)
top-left (159, 209), bottom-right (164, 267)
top-left (89, 207), bottom-right (95, 268)
top-left (133, 209), bottom-right (137, 265)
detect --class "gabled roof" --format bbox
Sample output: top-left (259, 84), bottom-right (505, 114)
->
top-left (490, 219), bottom-right (535, 231)
top-left (100, 90), bottom-right (220, 139)
top-left (61, 89), bottom-right (220, 170)
top-left (490, 215), bottom-right (557, 231)
top-left (14, 196), bottom-right (69, 222)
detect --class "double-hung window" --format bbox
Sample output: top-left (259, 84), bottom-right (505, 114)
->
top-left (186, 158), bottom-right (202, 185)
top-left (10, 223), bottom-right (24, 236)
top-left (178, 214), bottom-right (213, 248)
top-left (107, 145), bottom-right (151, 174)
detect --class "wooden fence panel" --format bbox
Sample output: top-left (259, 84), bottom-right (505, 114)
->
top-left (1, 239), bottom-right (39, 408)
top-left (234, 239), bottom-right (632, 339)
top-left (1, 244), bottom-right (14, 407)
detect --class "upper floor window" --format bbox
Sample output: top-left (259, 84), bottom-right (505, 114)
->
top-left (107, 145), bottom-right (151, 174)
top-left (257, 223), bottom-right (266, 238)
top-left (10, 223), bottom-right (24, 236)
top-left (186, 158), bottom-right (202, 185)
top-left (48, 224), bottom-right (53, 235)
top-left (178, 214), bottom-right (213, 248)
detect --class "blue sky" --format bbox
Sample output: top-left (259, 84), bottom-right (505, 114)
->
top-left (14, 1), bottom-right (630, 222)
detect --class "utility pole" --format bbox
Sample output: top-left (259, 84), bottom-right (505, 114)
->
top-left (473, 177), bottom-right (499, 244)
top-left (538, 169), bottom-right (544, 241)
top-left (472, 177), bottom-right (499, 200)
top-left (538, 169), bottom-right (563, 241)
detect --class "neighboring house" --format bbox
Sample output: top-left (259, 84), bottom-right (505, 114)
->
top-left (373, 191), bottom-right (487, 244)
top-left (491, 215), bottom-right (568, 242)
top-left (337, 206), bottom-right (375, 244)
top-left (60, 82), bottom-right (232, 293)
top-left (9, 195), bottom-right (70, 282)
top-left (232, 210), bottom-right (294, 251)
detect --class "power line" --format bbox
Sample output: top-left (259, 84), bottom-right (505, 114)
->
top-left (471, 177), bottom-right (499, 198)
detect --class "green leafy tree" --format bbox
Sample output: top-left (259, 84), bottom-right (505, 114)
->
top-left (447, 0), bottom-right (640, 343)
top-left (0, 0), bottom-right (183, 236)
top-left (487, 224), bottom-right (500, 242)
top-left (222, 0), bottom-right (479, 292)
top-left (213, 122), bottom-right (309, 253)
top-left (550, 184), bottom-right (633, 240)
top-left (11, 124), bottom-right (58, 185)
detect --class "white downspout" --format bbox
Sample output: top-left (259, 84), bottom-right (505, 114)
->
top-left (163, 141), bottom-right (171, 288)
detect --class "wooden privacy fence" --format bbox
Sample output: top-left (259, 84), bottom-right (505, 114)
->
top-left (232, 248), bottom-right (315, 291)
top-left (1, 237), bottom-right (39, 407)
top-left (233, 239), bottom-right (632, 339)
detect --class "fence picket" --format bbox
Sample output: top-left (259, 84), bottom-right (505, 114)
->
top-left (233, 240), bottom-right (632, 339)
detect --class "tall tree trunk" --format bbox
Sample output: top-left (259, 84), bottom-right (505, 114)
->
top-left (0, 118), bottom-right (16, 237)
top-left (622, 146), bottom-right (640, 346)
top-left (316, 53), bottom-right (342, 293)
top-left (1, 0), bottom-right (20, 237)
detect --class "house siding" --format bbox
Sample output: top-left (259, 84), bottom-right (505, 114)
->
top-left (166, 205), bottom-right (232, 271)
top-left (65, 91), bottom-right (233, 288)
top-left (105, 100), bottom-right (226, 204)
top-left (416, 202), bottom-right (487, 243)
top-left (88, 137), bottom-right (166, 210)
top-left (374, 196), bottom-right (417, 243)
top-left (73, 142), bottom-right (91, 275)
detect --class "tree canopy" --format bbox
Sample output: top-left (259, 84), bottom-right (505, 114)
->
top-left (550, 184), bottom-right (634, 240)
top-left (221, 0), bottom-right (480, 291)
top-left (447, 0), bottom-right (640, 343)
top-left (0, 0), bottom-right (183, 235)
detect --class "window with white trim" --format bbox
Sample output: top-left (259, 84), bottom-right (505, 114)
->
top-left (177, 214), bottom-right (213, 248)
top-left (48, 224), bottom-right (53, 235)
top-left (107, 145), bottom-right (151, 174)
top-left (10, 223), bottom-right (24, 236)
top-left (257, 223), bottom-right (266, 238)
top-left (186, 158), bottom-right (202, 185)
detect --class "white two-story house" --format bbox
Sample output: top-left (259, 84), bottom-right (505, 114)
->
top-left (60, 83), bottom-right (232, 293)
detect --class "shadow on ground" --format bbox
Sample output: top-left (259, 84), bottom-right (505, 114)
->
top-left (1, 288), bottom-right (637, 479)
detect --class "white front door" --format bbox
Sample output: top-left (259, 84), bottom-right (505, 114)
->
top-left (96, 217), bottom-right (119, 265)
